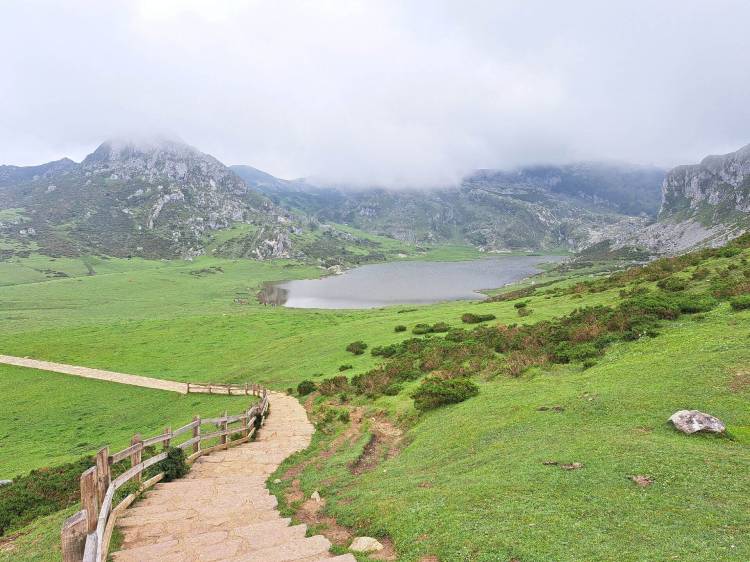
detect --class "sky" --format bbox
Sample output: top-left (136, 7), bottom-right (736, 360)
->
top-left (2, 0), bottom-right (750, 187)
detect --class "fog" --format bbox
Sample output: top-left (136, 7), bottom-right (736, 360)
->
top-left (2, 0), bottom-right (750, 187)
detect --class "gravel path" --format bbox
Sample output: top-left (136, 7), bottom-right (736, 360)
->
top-left (0, 354), bottom-right (187, 393)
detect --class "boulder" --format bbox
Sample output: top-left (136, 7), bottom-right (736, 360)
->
top-left (669, 410), bottom-right (725, 434)
top-left (310, 490), bottom-right (321, 502)
top-left (350, 537), bottom-right (384, 553)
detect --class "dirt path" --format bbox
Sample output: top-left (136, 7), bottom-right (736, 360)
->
top-left (0, 354), bottom-right (187, 393)
top-left (111, 392), bottom-right (355, 562)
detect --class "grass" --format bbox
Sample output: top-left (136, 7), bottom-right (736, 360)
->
top-left (0, 365), bottom-right (252, 478)
top-left (2, 244), bottom-right (748, 560)
top-left (273, 306), bottom-right (750, 561)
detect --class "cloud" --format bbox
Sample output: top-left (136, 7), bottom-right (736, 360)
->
top-left (1, 0), bottom-right (750, 187)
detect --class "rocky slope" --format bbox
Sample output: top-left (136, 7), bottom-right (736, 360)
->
top-left (0, 139), bottom-right (297, 259)
top-left (592, 144), bottom-right (750, 255)
top-left (233, 163), bottom-right (665, 252)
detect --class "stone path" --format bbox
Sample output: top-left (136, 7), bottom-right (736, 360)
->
top-left (0, 354), bottom-right (187, 393)
top-left (111, 392), bottom-right (355, 562)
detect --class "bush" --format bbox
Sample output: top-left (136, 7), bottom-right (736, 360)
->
top-left (319, 375), bottom-right (350, 396)
top-left (730, 295), bottom-right (750, 311)
top-left (412, 323), bottom-right (433, 335)
top-left (383, 383), bottom-right (403, 396)
top-left (513, 301), bottom-right (528, 309)
top-left (158, 447), bottom-right (189, 482)
top-left (338, 410), bottom-right (350, 423)
top-left (346, 341), bottom-right (368, 355)
top-left (394, 325), bottom-right (407, 332)
top-left (657, 277), bottom-right (688, 292)
top-left (338, 364), bottom-right (353, 371)
top-left (517, 307), bottom-right (531, 317)
top-left (372, 344), bottom-right (400, 357)
top-left (461, 313), bottom-right (496, 324)
top-left (692, 268), bottom-right (710, 280)
top-left (431, 322), bottom-right (450, 332)
top-left (0, 456), bottom-right (92, 536)
top-left (297, 380), bottom-right (317, 395)
top-left (411, 377), bottom-right (479, 411)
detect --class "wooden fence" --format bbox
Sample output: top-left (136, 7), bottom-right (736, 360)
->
top-left (186, 382), bottom-right (265, 396)
top-left (60, 389), bottom-right (270, 562)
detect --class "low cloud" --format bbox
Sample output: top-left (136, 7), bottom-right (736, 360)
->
top-left (2, 0), bottom-right (750, 187)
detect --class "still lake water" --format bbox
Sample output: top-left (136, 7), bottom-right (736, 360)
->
top-left (259, 255), bottom-right (563, 309)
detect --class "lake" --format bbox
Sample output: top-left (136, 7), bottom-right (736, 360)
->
top-left (258, 255), bottom-right (563, 309)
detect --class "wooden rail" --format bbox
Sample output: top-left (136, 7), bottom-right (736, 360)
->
top-left (61, 389), bottom-right (270, 562)
top-left (186, 382), bottom-right (265, 396)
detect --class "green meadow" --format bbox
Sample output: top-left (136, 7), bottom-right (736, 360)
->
top-left (1, 245), bottom-right (748, 561)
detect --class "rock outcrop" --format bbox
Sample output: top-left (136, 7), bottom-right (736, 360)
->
top-left (669, 410), bottom-right (726, 435)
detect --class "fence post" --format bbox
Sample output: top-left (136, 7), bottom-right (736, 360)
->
top-left (186, 382), bottom-right (191, 394)
top-left (95, 447), bottom-right (110, 507)
top-left (193, 415), bottom-right (201, 454)
top-left (61, 510), bottom-right (88, 562)
top-left (244, 383), bottom-right (248, 396)
top-left (80, 467), bottom-right (99, 533)
top-left (226, 384), bottom-right (232, 396)
top-left (220, 410), bottom-right (228, 447)
top-left (241, 411), bottom-right (248, 438)
top-left (130, 433), bottom-right (143, 483)
top-left (164, 426), bottom-right (171, 451)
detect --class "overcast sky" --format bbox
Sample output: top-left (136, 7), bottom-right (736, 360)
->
top-left (2, 0), bottom-right (750, 187)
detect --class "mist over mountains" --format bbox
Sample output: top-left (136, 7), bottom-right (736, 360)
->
top-left (1, 137), bottom-right (748, 262)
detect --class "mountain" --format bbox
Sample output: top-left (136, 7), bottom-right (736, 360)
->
top-left (233, 162), bottom-right (665, 252)
top-left (589, 144), bottom-right (750, 255)
top-left (0, 138), bottom-right (300, 259)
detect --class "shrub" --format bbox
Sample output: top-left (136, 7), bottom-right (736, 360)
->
top-left (338, 364), bottom-right (353, 371)
top-left (158, 447), bottom-right (189, 482)
top-left (461, 313), bottom-right (496, 324)
top-left (582, 359), bottom-right (597, 369)
top-left (552, 342), bottom-right (600, 363)
top-left (657, 277), bottom-right (688, 292)
top-left (431, 322), bottom-right (450, 333)
top-left (319, 375), bottom-right (351, 396)
top-left (0, 456), bottom-right (92, 536)
top-left (412, 323), bottom-right (433, 335)
top-left (286, 387), bottom-right (294, 395)
top-left (338, 410), bottom-right (350, 423)
top-left (394, 325), bottom-right (407, 332)
top-left (513, 301), bottom-right (528, 309)
top-left (372, 344), bottom-right (400, 357)
top-left (692, 268), bottom-right (710, 280)
top-left (730, 295), bottom-right (750, 311)
top-left (383, 383), bottom-right (403, 396)
top-left (411, 377), bottom-right (479, 411)
top-left (297, 380), bottom-right (317, 395)
top-left (346, 341), bottom-right (368, 355)
top-left (517, 307), bottom-right (531, 317)
top-left (675, 294), bottom-right (717, 314)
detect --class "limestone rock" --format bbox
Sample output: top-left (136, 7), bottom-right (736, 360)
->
top-left (310, 490), bottom-right (321, 502)
top-left (669, 410), bottom-right (726, 434)
top-left (350, 537), bottom-right (384, 553)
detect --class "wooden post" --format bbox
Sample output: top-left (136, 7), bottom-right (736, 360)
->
top-left (226, 384), bottom-right (232, 396)
top-left (208, 383), bottom-right (212, 395)
top-left (192, 416), bottom-right (201, 454)
top-left (244, 383), bottom-right (248, 396)
top-left (95, 447), bottom-right (110, 507)
top-left (186, 382), bottom-right (191, 394)
top-left (80, 467), bottom-right (99, 533)
top-left (220, 410), bottom-right (228, 447)
top-left (241, 411), bottom-right (248, 438)
top-left (130, 433), bottom-right (143, 483)
top-left (163, 426), bottom-right (171, 451)
top-left (61, 510), bottom-right (88, 562)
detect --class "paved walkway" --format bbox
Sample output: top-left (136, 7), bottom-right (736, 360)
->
top-left (0, 354), bottom-right (187, 393)
top-left (111, 392), bottom-right (355, 562)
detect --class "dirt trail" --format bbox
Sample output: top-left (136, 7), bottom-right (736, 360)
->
top-left (111, 392), bottom-right (355, 562)
top-left (0, 354), bottom-right (187, 393)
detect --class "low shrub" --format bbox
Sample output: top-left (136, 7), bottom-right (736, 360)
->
top-left (657, 277), bottom-right (688, 292)
top-left (730, 295), bottom-right (750, 311)
top-left (372, 344), bottom-right (400, 357)
top-left (691, 268), bottom-right (710, 280)
top-left (158, 447), bottom-right (189, 482)
top-left (513, 301), bottom-right (528, 309)
top-left (412, 323), bottom-right (433, 335)
top-left (517, 307), bottom-right (531, 317)
top-left (319, 375), bottom-right (351, 396)
top-left (338, 364), bottom-right (353, 371)
top-left (394, 325), bottom-right (407, 332)
top-left (431, 322), bottom-right (450, 333)
top-left (297, 380), bottom-right (317, 395)
top-left (461, 313), bottom-right (496, 324)
top-left (411, 377), bottom-right (479, 411)
top-left (0, 456), bottom-right (92, 536)
top-left (383, 383), bottom-right (403, 396)
top-left (338, 410), bottom-right (350, 423)
top-left (346, 341), bottom-right (368, 355)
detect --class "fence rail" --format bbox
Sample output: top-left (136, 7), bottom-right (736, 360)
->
top-left (186, 382), bottom-right (265, 396)
top-left (61, 387), bottom-right (270, 562)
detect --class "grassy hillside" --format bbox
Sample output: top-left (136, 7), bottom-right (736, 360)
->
top-left (1, 242), bottom-right (748, 560)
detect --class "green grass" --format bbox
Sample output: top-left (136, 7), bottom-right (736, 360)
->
top-left (274, 307), bottom-right (750, 561)
top-left (0, 365), bottom-right (252, 478)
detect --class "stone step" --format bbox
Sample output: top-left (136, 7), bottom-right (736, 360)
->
top-left (227, 535), bottom-right (332, 562)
